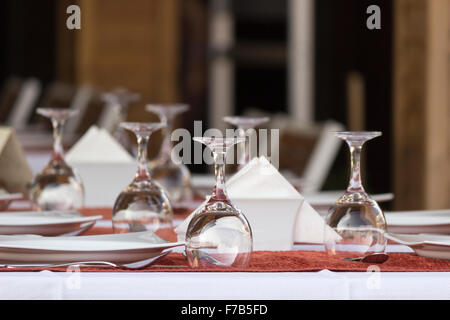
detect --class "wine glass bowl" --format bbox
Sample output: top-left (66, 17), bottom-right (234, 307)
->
top-left (185, 136), bottom-right (253, 268)
top-left (146, 104), bottom-right (193, 202)
top-left (29, 108), bottom-right (84, 210)
top-left (325, 131), bottom-right (387, 258)
top-left (112, 122), bottom-right (173, 237)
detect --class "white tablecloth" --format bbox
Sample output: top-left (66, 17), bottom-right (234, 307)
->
top-left (0, 243), bottom-right (449, 300)
top-left (2, 151), bottom-right (447, 300)
top-left (1, 269), bottom-right (449, 300)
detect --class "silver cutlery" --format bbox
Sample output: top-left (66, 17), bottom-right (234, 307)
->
top-left (0, 251), bottom-right (175, 270)
top-left (342, 253), bottom-right (389, 264)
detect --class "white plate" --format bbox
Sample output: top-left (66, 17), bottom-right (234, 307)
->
top-left (0, 193), bottom-right (23, 210)
top-left (0, 232), bottom-right (184, 264)
top-left (304, 191), bottom-right (394, 208)
top-left (385, 233), bottom-right (450, 260)
top-left (0, 211), bottom-right (102, 236)
top-left (385, 210), bottom-right (450, 234)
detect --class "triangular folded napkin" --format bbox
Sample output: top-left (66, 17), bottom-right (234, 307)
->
top-left (0, 127), bottom-right (33, 193)
top-left (175, 156), bottom-right (338, 251)
top-left (66, 126), bottom-right (136, 207)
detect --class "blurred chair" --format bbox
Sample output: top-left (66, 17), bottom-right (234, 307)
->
top-left (29, 81), bottom-right (76, 129)
top-left (6, 78), bottom-right (41, 130)
top-left (15, 82), bottom-right (97, 149)
top-left (65, 85), bottom-right (95, 135)
top-left (243, 108), bottom-right (344, 193)
top-left (300, 121), bottom-right (344, 193)
top-left (0, 77), bottom-right (23, 123)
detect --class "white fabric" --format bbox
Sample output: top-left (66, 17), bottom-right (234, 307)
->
top-left (1, 244), bottom-right (448, 300)
top-left (1, 271), bottom-right (449, 300)
top-left (175, 157), bottom-right (337, 249)
top-left (0, 243), bottom-right (448, 300)
top-left (17, 152), bottom-right (450, 300)
top-left (64, 126), bottom-right (136, 207)
top-left (66, 126), bottom-right (133, 163)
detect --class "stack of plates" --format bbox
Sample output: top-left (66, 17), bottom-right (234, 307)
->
top-left (385, 210), bottom-right (450, 234)
top-left (0, 211), bottom-right (102, 236)
top-left (386, 233), bottom-right (450, 260)
top-left (385, 210), bottom-right (450, 260)
top-left (0, 210), bottom-right (184, 267)
top-left (0, 232), bottom-right (184, 264)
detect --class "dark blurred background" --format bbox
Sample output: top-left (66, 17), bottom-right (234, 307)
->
top-left (0, 0), bottom-right (448, 210)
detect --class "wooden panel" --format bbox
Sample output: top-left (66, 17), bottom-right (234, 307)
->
top-left (393, 0), bottom-right (450, 210)
top-left (75, 0), bottom-right (180, 118)
top-left (55, 0), bottom-right (77, 83)
top-left (424, 0), bottom-right (450, 208)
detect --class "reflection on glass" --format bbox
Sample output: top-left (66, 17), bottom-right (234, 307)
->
top-left (185, 136), bottom-right (252, 268)
top-left (146, 104), bottom-right (193, 202)
top-left (29, 108), bottom-right (84, 210)
top-left (112, 122), bottom-right (173, 237)
top-left (223, 116), bottom-right (270, 170)
top-left (325, 131), bottom-right (387, 258)
top-left (101, 88), bottom-right (140, 153)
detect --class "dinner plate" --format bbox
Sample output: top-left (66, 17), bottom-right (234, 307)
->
top-left (304, 191), bottom-right (394, 209)
top-left (0, 193), bottom-right (23, 210)
top-left (385, 210), bottom-right (450, 234)
top-left (0, 232), bottom-right (184, 264)
top-left (0, 211), bottom-right (102, 236)
top-left (385, 233), bottom-right (450, 260)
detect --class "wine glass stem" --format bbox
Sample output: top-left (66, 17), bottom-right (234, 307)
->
top-left (348, 143), bottom-right (365, 192)
top-left (136, 134), bottom-right (151, 180)
top-left (51, 118), bottom-right (65, 160)
top-left (212, 151), bottom-right (227, 201)
top-left (160, 119), bottom-right (173, 162)
top-left (237, 127), bottom-right (248, 165)
top-left (113, 104), bottom-right (127, 134)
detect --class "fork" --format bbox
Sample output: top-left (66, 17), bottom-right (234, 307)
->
top-left (0, 251), bottom-right (181, 270)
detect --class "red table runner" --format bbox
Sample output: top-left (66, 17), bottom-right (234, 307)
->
top-left (1, 207), bottom-right (450, 272)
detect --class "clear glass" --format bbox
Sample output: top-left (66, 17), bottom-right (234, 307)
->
top-left (101, 88), bottom-right (140, 153)
top-left (223, 116), bottom-right (270, 170)
top-left (146, 104), bottom-right (193, 202)
top-left (112, 122), bottom-right (173, 238)
top-left (29, 108), bottom-right (84, 210)
top-left (185, 137), bottom-right (253, 268)
top-left (325, 131), bottom-right (387, 258)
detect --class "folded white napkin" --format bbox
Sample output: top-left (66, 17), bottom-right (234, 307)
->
top-left (175, 157), bottom-right (338, 250)
top-left (66, 126), bottom-right (134, 163)
top-left (0, 126), bottom-right (33, 193)
top-left (66, 126), bottom-right (136, 207)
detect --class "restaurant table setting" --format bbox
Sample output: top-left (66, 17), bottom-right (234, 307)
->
top-left (0, 104), bottom-right (450, 301)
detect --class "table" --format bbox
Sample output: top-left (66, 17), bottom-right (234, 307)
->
top-left (1, 151), bottom-right (447, 300)
top-left (1, 269), bottom-right (450, 300)
top-left (1, 241), bottom-right (449, 300)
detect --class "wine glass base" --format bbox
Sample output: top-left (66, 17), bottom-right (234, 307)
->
top-left (185, 208), bottom-right (252, 268)
top-left (29, 163), bottom-right (84, 210)
top-left (150, 161), bottom-right (193, 202)
top-left (112, 182), bottom-right (173, 237)
top-left (325, 201), bottom-right (387, 258)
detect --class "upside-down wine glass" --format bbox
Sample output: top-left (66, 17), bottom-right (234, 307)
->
top-left (112, 122), bottom-right (173, 237)
top-left (146, 104), bottom-right (193, 202)
top-left (29, 108), bottom-right (84, 210)
top-left (185, 136), bottom-right (253, 268)
top-left (101, 88), bottom-right (140, 153)
top-left (324, 131), bottom-right (387, 258)
top-left (223, 116), bottom-right (270, 170)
